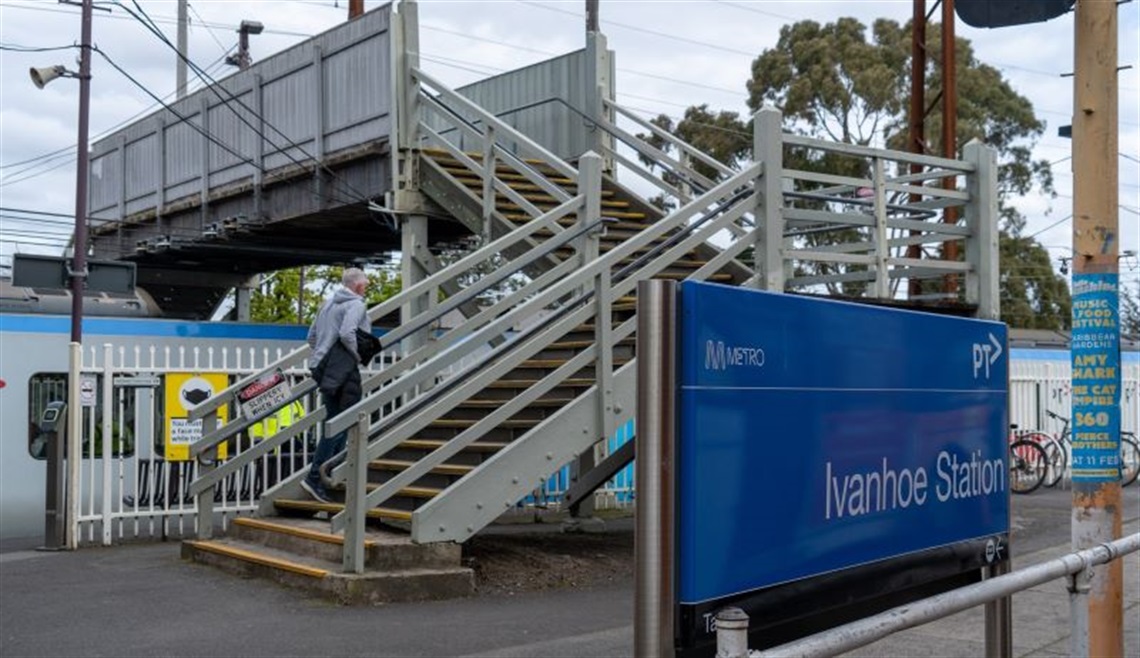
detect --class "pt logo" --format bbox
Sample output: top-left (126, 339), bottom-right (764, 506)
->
top-left (972, 333), bottom-right (1003, 379)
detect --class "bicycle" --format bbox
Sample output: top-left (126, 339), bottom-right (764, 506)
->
top-left (1038, 409), bottom-right (1140, 488)
top-left (1009, 424), bottom-right (1049, 494)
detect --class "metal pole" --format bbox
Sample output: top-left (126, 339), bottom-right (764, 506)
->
top-left (1071, 1), bottom-right (1122, 656)
top-left (65, 343), bottom-right (82, 549)
top-left (176, 0), bottom-right (188, 99)
top-left (940, 0), bottom-right (959, 295)
top-left (906, 0), bottom-right (926, 299)
top-left (634, 279), bottom-right (677, 658)
top-left (586, 0), bottom-right (599, 32)
top-left (71, 0), bottom-right (93, 345)
top-left (298, 266), bottom-right (306, 323)
top-left (238, 29), bottom-right (251, 70)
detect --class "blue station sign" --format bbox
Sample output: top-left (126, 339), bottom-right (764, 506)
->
top-left (676, 282), bottom-right (1010, 635)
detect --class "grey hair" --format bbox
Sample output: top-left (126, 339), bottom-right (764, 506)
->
top-left (342, 267), bottom-right (368, 288)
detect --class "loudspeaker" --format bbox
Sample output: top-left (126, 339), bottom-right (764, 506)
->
top-left (30, 65), bottom-right (66, 89)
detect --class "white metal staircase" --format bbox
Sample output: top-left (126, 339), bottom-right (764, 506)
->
top-left (185, 29), bottom-right (998, 578)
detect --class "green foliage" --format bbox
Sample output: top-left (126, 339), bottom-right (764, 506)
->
top-left (998, 236), bottom-right (1071, 330)
top-left (250, 265), bottom-right (402, 324)
top-left (1121, 282), bottom-right (1140, 340)
top-left (744, 17), bottom-right (1052, 232)
top-left (653, 16), bottom-right (1068, 328)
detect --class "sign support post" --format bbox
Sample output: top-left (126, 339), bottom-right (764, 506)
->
top-left (635, 280), bottom-right (677, 658)
top-left (1070, 1), bottom-right (1122, 655)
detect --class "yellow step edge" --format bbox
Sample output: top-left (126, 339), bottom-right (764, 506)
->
top-left (421, 147), bottom-right (556, 169)
top-left (548, 338), bottom-right (635, 350)
top-left (501, 193), bottom-right (624, 205)
top-left (461, 398), bottom-right (572, 408)
top-left (274, 499), bottom-right (414, 522)
top-left (440, 167), bottom-right (576, 186)
top-left (505, 217), bottom-right (648, 231)
top-left (503, 211), bottom-right (648, 222)
top-left (231, 517), bottom-right (377, 548)
top-left (431, 419), bottom-right (538, 429)
top-left (186, 539), bottom-right (329, 578)
top-left (446, 174), bottom-right (583, 193)
top-left (485, 378), bottom-right (594, 388)
top-left (370, 458), bottom-right (474, 476)
top-left (366, 483), bottom-right (442, 499)
top-left (401, 439), bottom-right (509, 452)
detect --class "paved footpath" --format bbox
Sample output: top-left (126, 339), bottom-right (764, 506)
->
top-left (1, 522), bottom-right (1137, 657)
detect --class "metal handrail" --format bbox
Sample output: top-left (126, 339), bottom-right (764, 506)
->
top-left (327, 163), bottom-right (761, 509)
top-left (604, 98), bottom-right (734, 178)
top-left (744, 533), bottom-right (1140, 657)
top-left (411, 67), bottom-right (578, 181)
top-left (323, 211), bottom-right (605, 438)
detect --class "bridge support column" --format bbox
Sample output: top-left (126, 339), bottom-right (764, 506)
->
top-left (235, 275), bottom-right (258, 322)
top-left (400, 214), bottom-right (433, 358)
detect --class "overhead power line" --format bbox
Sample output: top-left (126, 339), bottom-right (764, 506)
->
top-left (0, 51), bottom-right (234, 179)
top-left (0, 42), bottom-right (79, 53)
top-left (2, 2), bottom-right (312, 38)
top-left (517, 0), bottom-right (756, 57)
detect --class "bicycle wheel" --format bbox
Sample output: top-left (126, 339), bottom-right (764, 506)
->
top-left (1009, 439), bottom-right (1048, 494)
top-left (1121, 433), bottom-right (1140, 487)
top-left (1023, 432), bottom-right (1066, 488)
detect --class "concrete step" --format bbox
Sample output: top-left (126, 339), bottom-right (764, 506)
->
top-left (228, 517), bottom-right (460, 571)
top-left (182, 533), bottom-right (473, 605)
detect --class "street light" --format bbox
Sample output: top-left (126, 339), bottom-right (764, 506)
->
top-left (29, 0), bottom-right (93, 551)
top-left (225, 20), bottom-right (264, 70)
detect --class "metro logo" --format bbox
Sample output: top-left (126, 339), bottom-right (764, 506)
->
top-left (704, 340), bottom-right (765, 371)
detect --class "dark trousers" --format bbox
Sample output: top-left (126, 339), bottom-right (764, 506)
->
top-left (306, 370), bottom-right (361, 487)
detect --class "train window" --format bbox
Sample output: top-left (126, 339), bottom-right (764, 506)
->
top-left (27, 373), bottom-right (136, 459)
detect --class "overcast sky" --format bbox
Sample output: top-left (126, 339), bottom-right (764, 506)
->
top-left (1, 0), bottom-right (1137, 290)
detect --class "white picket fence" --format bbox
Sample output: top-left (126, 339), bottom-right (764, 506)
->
top-left (70, 343), bottom-right (317, 545)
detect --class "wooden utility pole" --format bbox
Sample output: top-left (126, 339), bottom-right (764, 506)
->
top-left (349, 0), bottom-right (364, 19)
top-left (1070, 0), bottom-right (1122, 655)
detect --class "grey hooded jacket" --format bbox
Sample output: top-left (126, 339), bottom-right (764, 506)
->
top-left (307, 287), bottom-right (369, 368)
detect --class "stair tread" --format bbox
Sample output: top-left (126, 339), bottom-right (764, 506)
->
top-left (432, 418), bottom-right (538, 429)
top-left (422, 147), bottom-right (560, 172)
top-left (460, 397), bottom-right (574, 408)
top-left (232, 517), bottom-right (380, 548)
top-left (185, 538), bottom-right (331, 578)
top-left (438, 165), bottom-right (576, 187)
top-left (274, 498), bottom-right (414, 522)
top-left (370, 458), bottom-right (474, 475)
top-left (504, 211), bottom-right (648, 222)
top-left (485, 378), bottom-right (595, 388)
top-left (365, 483), bottom-right (442, 498)
top-left (401, 439), bottom-right (510, 451)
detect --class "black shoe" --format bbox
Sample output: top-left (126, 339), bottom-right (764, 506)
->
top-left (301, 478), bottom-right (333, 504)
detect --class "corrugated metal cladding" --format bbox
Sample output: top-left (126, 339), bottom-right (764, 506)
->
top-left (432, 50), bottom-right (595, 162)
top-left (88, 5), bottom-right (393, 222)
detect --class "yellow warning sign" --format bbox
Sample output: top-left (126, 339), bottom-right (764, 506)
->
top-left (164, 373), bottom-right (229, 462)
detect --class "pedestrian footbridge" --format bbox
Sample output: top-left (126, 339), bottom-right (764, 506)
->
top-left (89, 0), bottom-right (1003, 599)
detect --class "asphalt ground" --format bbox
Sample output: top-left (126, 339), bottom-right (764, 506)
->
top-left (1, 487), bottom-right (1138, 657)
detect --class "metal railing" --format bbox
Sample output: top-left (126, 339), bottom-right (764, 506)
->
top-left (714, 533), bottom-right (1140, 658)
top-left (185, 78), bottom-right (998, 571)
